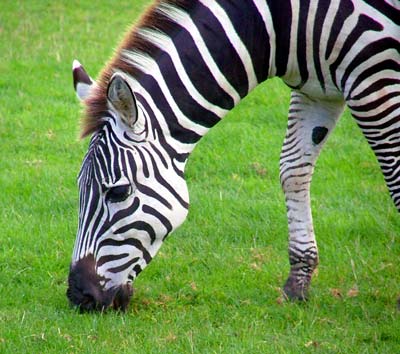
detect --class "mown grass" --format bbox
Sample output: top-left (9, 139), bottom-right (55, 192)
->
top-left (1, 1), bottom-right (399, 353)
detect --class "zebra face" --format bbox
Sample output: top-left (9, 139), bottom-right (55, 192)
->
top-left (67, 73), bottom-right (189, 311)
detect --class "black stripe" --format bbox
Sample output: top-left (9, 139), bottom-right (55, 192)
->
top-left (80, 180), bottom-right (104, 251)
top-left (342, 37), bottom-right (398, 96)
top-left (369, 126), bottom-right (400, 143)
top-left (135, 94), bottom-right (188, 180)
top-left (325, 0), bottom-right (354, 60)
top-left (168, 12), bottom-right (235, 110)
top-left (153, 42), bottom-right (222, 127)
top-left (108, 125), bottom-right (135, 149)
top-left (136, 73), bottom-right (202, 143)
top-left (119, 148), bottom-right (128, 178)
top-left (351, 78), bottom-right (400, 102)
top-left (142, 204), bottom-right (173, 236)
top-left (280, 173), bottom-right (311, 186)
top-left (313, 1), bottom-right (330, 91)
top-left (280, 154), bottom-right (303, 165)
top-left (330, 14), bottom-right (383, 89)
top-left (215, 0), bottom-right (270, 83)
top-left (125, 150), bottom-right (139, 185)
top-left (132, 264), bottom-right (142, 276)
top-left (362, 0), bottom-right (400, 26)
top-left (97, 253), bottom-right (130, 267)
top-left (135, 93), bottom-right (189, 163)
top-left (281, 162), bottom-right (313, 173)
top-left (346, 60), bottom-right (400, 100)
top-left (136, 147), bottom-right (150, 178)
top-left (280, 147), bottom-right (302, 160)
top-left (114, 221), bottom-right (156, 244)
top-left (108, 257), bottom-right (140, 273)
top-left (109, 197), bottom-right (140, 224)
top-left (88, 195), bottom-right (109, 253)
top-left (98, 238), bottom-right (152, 264)
top-left (149, 141), bottom-right (168, 169)
top-left (97, 142), bottom-right (112, 181)
top-left (294, 0), bottom-right (311, 88)
top-left (349, 91), bottom-right (400, 112)
top-left (108, 130), bottom-right (122, 181)
top-left (266, 0), bottom-right (292, 77)
top-left (136, 182), bottom-right (172, 209)
top-left (354, 103), bottom-right (400, 127)
top-left (144, 146), bottom-right (189, 209)
top-left (193, 1), bottom-right (248, 98)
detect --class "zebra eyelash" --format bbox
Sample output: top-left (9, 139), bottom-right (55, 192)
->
top-left (105, 184), bottom-right (133, 204)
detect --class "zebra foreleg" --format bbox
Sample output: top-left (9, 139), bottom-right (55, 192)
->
top-left (280, 91), bottom-right (345, 301)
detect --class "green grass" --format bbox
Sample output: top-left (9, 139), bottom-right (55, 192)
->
top-left (1, 1), bottom-right (399, 353)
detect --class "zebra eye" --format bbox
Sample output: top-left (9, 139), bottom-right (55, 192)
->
top-left (106, 184), bottom-right (132, 203)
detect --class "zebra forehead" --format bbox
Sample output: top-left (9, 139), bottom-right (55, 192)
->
top-left (80, 0), bottom-right (195, 139)
top-left (80, 134), bottom-right (141, 186)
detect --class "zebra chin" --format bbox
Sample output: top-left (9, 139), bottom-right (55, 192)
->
top-left (66, 254), bottom-right (134, 312)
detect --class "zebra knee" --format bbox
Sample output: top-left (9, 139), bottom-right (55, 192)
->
top-left (279, 162), bottom-right (313, 195)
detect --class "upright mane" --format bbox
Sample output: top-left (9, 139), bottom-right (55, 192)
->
top-left (81, 0), bottom-right (194, 138)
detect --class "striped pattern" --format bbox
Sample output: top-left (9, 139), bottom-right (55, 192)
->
top-left (74, 114), bottom-right (190, 290)
top-left (70, 0), bottom-right (400, 305)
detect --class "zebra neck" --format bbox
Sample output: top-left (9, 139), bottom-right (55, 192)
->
top-left (120, 1), bottom-right (275, 155)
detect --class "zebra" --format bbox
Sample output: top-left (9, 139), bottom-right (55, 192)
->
top-left (67, 0), bottom-right (400, 311)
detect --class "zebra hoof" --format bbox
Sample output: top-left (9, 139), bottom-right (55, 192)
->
top-left (283, 274), bottom-right (310, 301)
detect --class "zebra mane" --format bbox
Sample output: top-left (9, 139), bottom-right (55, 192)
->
top-left (81, 0), bottom-right (194, 138)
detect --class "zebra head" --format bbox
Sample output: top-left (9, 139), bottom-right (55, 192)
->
top-left (67, 61), bottom-right (189, 311)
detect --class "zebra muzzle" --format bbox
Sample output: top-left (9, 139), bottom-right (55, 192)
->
top-left (66, 255), bottom-right (134, 312)
top-left (112, 283), bottom-right (134, 311)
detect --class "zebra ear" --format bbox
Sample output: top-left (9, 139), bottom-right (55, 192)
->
top-left (72, 60), bottom-right (94, 100)
top-left (107, 73), bottom-right (138, 128)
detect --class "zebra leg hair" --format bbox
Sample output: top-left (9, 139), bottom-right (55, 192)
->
top-left (280, 91), bottom-right (345, 301)
top-left (348, 100), bottom-right (400, 212)
top-left (347, 74), bottom-right (400, 307)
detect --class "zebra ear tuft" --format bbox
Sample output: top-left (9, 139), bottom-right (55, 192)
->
top-left (107, 73), bottom-right (138, 128)
top-left (72, 60), bottom-right (94, 100)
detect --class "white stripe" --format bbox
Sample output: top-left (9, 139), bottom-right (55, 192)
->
top-left (156, 3), bottom-right (241, 105)
top-left (137, 29), bottom-right (230, 119)
top-left (122, 49), bottom-right (226, 124)
top-left (252, 0), bottom-right (275, 77)
top-left (198, 0), bottom-right (258, 91)
top-left (121, 50), bottom-right (214, 136)
top-left (119, 72), bottom-right (197, 154)
top-left (76, 187), bottom-right (103, 260)
top-left (96, 145), bottom-right (110, 183)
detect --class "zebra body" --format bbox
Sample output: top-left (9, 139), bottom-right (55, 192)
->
top-left (67, 0), bottom-right (400, 311)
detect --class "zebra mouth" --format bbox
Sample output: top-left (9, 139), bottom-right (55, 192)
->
top-left (111, 283), bottom-right (134, 311)
top-left (67, 255), bottom-right (134, 312)
top-left (66, 282), bottom-right (134, 312)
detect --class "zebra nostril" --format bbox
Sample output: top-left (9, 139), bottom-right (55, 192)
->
top-left (67, 255), bottom-right (111, 312)
top-left (112, 283), bottom-right (134, 311)
top-left (82, 291), bottom-right (96, 304)
top-left (80, 293), bottom-right (96, 312)
top-left (74, 288), bottom-right (108, 312)
top-left (67, 255), bottom-right (132, 312)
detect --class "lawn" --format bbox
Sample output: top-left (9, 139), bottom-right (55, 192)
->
top-left (0, 1), bottom-right (399, 353)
